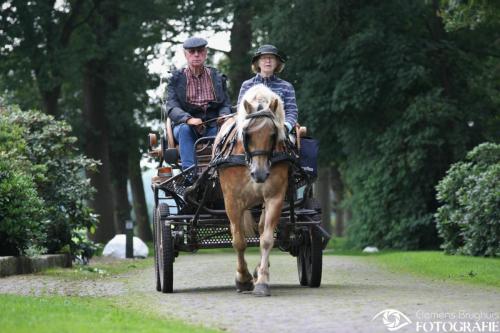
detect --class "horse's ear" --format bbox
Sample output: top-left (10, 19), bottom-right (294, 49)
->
top-left (269, 98), bottom-right (278, 112)
top-left (243, 100), bottom-right (252, 113)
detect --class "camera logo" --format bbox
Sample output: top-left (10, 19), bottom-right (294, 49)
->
top-left (373, 309), bottom-right (413, 331)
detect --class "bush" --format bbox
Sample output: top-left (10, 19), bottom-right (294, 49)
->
top-left (435, 142), bottom-right (500, 256)
top-left (0, 106), bottom-right (99, 259)
top-left (0, 120), bottom-right (47, 255)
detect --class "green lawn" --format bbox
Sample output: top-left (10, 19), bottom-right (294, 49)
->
top-left (43, 257), bottom-right (155, 280)
top-left (369, 251), bottom-right (500, 288)
top-left (326, 237), bottom-right (500, 288)
top-left (0, 294), bottom-right (220, 333)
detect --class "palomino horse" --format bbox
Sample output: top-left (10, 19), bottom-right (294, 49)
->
top-left (214, 84), bottom-right (289, 296)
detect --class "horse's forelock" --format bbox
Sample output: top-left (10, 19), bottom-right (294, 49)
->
top-left (237, 84), bottom-right (286, 142)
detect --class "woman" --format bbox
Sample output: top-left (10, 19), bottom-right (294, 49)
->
top-left (237, 44), bottom-right (298, 133)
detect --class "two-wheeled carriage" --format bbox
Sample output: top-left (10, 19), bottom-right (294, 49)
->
top-left (149, 114), bottom-right (330, 294)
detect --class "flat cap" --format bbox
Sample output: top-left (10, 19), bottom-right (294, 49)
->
top-left (183, 37), bottom-right (208, 49)
top-left (252, 44), bottom-right (285, 63)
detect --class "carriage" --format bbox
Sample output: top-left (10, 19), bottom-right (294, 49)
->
top-left (148, 89), bottom-right (330, 294)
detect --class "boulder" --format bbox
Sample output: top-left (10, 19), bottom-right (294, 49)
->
top-left (102, 234), bottom-right (149, 259)
top-left (362, 246), bottom-right (379, 253)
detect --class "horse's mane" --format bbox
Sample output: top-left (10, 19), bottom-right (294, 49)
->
top-left (236, 84), bottom-right (286, 142)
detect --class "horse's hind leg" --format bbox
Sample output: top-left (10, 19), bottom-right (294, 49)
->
top-left (253, 197), bottom-right (284, 297)
top-left (227, 204), bottom-right (254, 292)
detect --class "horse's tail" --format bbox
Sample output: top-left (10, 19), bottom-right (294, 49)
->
top-left (242, 210), bottom-right (256, 237)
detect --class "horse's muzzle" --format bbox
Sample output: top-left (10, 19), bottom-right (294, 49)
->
top-left (251, 169), bottom-right (270, 183)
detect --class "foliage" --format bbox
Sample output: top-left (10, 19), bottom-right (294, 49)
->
top-left (255, 0), bottom-right (499, 249)
top-left (0, 106), bottom-right (98, 258)
top-left (0, 110), bottom-right (47, 255)
top-left (435, 142), bottom-right (500, 256)
top-left (440, 0), bottom-right (500, 31)
top-left (0, 149), bottom-right (47, 256)
top-left (0, 0), bottom-right (190, 243)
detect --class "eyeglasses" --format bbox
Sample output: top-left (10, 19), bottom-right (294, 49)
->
top-left (186, 48), bottom-right (206, 55)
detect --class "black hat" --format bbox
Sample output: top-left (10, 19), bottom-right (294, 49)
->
top-left (183, 37), bottom-right (208, 49)
top-left (252, 44), bottom-right (285, 63)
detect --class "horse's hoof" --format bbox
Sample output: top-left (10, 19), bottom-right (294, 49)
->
top-left (235, 279), bottom-right (254, 293)
top-left (252, 283), bottom-right (271, 297)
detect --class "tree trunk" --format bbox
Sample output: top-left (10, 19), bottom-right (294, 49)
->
top-left (129, 151), bottom-right (152, 242)
top-left (314, 167), bottom-right (331, 234)
top-left (330, 165), bottom-right (344, 237)
top-left (110, 149), bottom-right (130, 235)
top-left (41, 85), bottom-right (61, 117)
top-left (430, 0), bottom-right (452, 97)
top-left (228, 2), bottom-right (253, 101)
top-left (83, 61), bottom-right (116, 243)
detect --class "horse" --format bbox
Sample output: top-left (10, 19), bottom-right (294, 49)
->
top-left (213, 84), bottom-right (289, 296)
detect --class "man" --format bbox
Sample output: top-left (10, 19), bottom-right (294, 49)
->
top-left (166, 37), bottom-right (232, 170)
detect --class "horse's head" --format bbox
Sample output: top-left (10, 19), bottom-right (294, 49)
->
top-left (237, 85), bottom-right (286, 183)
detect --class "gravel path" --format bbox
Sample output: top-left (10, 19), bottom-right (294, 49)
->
top-left (1, 252), bottom-right (499, 333)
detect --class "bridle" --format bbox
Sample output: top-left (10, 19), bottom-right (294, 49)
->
top-left (242, 109), bottom-right (278, 164)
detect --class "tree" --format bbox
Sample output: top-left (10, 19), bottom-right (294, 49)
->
top-left (0, 0), bottom-right (98, 116)
top-left (78, 0), bottom-right (183, 242)
top-left (227, 0), bottom-right (254, 100)
top-left (1, 0), bottom-right (186, 243)
top-left (256, 0), bottom-right (499, 249)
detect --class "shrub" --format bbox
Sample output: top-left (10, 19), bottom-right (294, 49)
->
top-left (0, 106), bottom-right (99, 259)
top-left (0, 120), bottom-right (47, 255)
top-left (435, 142), bottom-right (500, 256)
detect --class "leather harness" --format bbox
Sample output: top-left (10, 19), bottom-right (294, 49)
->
top-left (211, 110), bottom-right (298, 169)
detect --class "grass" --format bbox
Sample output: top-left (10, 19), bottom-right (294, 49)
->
top-left (42, 257), bottom-right (155, 280)
top-left (42, 241), bottom-right (156, 280)
top-left (369, 251), bottom-right (500, 288)
top-left (326, 237), bottom-right (500, 288)
top-left (0, 294), bottom-right (220, 333)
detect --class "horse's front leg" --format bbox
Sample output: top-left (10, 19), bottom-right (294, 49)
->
top-left (226, 203), bottom-right (254, 292)
top-left (253, 197), bottom-right (284, 296)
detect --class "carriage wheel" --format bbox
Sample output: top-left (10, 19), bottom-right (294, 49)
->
top-left (297, 227), bottom-right (322, 287)
top-left (304, 226), bottom-right (323, 287)
top-left (157, 203), bottom-right (174, 293)
top-left (153, 206), bottom-right (161, 292)
top-left (297, 198), bottom-right (323, 287)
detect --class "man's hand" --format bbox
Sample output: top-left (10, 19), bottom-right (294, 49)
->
top-left (186, 118), bottom-right (203, 126)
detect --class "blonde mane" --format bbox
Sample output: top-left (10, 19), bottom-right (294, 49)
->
top-left (236, 84), bottom-right (286, 142)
